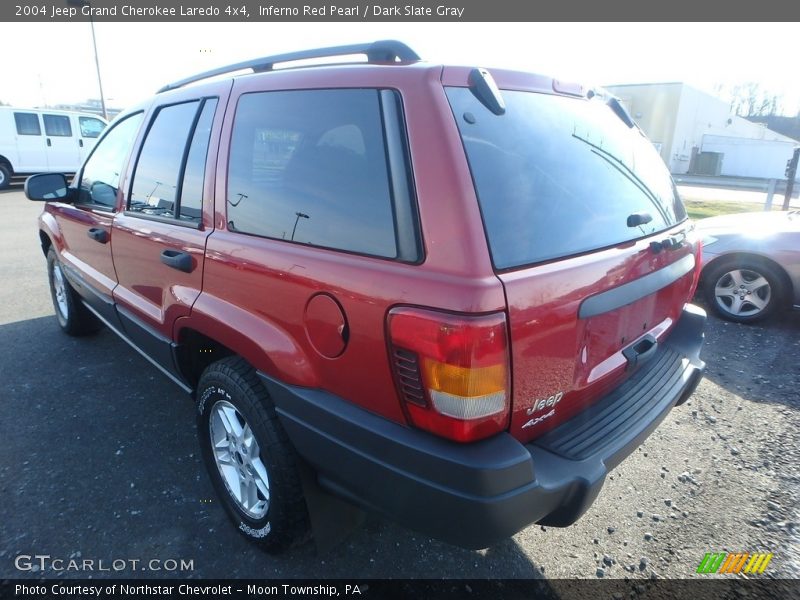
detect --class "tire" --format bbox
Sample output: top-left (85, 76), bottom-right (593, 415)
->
top-left (196, 356), bottom-right (310, 553)
top-left (703, 257), bottom-right (786, 323)
top-left (0, 163), bottom-right (11, 190)
top-left (46, 247), bottom-right (102, 335)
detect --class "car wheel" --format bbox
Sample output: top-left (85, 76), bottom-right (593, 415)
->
top-left (197, 357), bottom-right (310, 553)
top-left (703, 258), bottom-right (785, 323)
top-left (47, 247), bottom-right (101, 335)
top-left (0, 164), bottom-right (11, 190)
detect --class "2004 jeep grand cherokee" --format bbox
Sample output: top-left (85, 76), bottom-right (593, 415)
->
top-left (26, 41), bottom-right (705, 552)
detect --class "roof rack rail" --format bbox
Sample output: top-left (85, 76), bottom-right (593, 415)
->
top-left (157, 40), bottom-right (420, 94)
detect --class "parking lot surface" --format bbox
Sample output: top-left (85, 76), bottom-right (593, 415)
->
top-left (1, 186), bottom-right (798, 580)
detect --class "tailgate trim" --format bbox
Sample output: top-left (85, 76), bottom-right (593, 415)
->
top-left (578, 253), bottom-right (695, 319)
top-left (534, 303), bottom-right (705, 465)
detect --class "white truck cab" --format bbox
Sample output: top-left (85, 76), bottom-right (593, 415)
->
top-left (0, 107), bottom-right (107, 189)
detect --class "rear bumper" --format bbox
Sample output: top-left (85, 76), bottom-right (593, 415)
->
top-left (260, 303), bottom-right (705, 549)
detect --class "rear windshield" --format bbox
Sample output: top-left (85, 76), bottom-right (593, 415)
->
top-left (446, 88), bottom-right (687, 270)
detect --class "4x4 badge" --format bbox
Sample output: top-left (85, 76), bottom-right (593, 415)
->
top-left (522, 409), bottom-right (556, 429)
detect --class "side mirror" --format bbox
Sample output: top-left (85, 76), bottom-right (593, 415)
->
top-left (25, 173), bottom-right (71, 202)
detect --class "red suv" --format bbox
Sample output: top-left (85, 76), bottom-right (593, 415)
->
top-left (26, 41), bottom-right (705, 552)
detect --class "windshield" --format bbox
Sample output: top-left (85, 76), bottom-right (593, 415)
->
top-left (446, 88), bottom-right (687, 270)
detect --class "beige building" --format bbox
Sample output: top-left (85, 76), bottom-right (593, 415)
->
top-left (605, 82), bottom-right (797, 179)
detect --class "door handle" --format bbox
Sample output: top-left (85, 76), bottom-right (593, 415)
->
top-left (622, 334), bottom-right (658, 371)
top-left (79, 139), bottom-right (84, 147)
top-left (87, 227), bottom-right (108, 244)
top-left (47, 138), bottom-right (52, 147)
top-left (160, 249), bottom-right (193, 273)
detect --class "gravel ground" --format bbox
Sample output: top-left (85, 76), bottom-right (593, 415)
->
top-left (512, 306), bottom-right (800, 580)
top-left (1, 186), bottom-right (798, 584)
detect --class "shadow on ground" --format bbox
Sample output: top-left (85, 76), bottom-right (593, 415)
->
top-left (0, 315), bottom-right (546, 580)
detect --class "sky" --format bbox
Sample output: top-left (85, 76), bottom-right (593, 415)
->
top-left (1, 22), bottom-right (798, 115)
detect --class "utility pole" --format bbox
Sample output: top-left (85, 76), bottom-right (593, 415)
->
top-left (291, 212), bottom-right (309, 241)
top-left (783, 147), bottom-right (800, 211)
top-left (66, 0), bottom-right (108, 120)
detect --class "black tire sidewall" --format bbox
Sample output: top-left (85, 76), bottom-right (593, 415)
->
top-left (0, 164), bottom-right (10, 189)
top-left (47, 247), bottom-right (74, 330)
top-left (704, 259), bottom-right (783, 323)
top-left (196, 373), bottom-right (278, 544)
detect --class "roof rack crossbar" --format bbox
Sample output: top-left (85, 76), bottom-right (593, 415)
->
top-left (157, 40), bottom-right (420, 94)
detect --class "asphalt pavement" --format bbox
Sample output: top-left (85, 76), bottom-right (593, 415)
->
top-left (0, 185), bottom-right (556, 580)
top-left (1, 185), bottom-right (798, 585)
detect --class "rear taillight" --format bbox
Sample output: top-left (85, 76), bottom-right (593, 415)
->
top-left (388, 307), bottom-right (510, 442)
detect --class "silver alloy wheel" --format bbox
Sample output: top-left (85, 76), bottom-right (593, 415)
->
top-left (714, 268), bottom-right (771, 318)
top-left (209, 400), bottom-right (270, 519)
top-left (52, 263), bottom-right (69, 320)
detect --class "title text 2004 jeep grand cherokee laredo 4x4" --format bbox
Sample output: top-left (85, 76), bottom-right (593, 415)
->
top-left (26, 41), bottom-right (705, 552)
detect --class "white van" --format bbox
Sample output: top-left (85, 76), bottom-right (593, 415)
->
top-left (0, 107), bottom-right (108, 189)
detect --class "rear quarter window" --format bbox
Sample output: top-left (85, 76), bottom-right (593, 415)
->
top-left (226, 89), bottom-right (400, 259)
top-left (446, 88), bottom-right (687, 270)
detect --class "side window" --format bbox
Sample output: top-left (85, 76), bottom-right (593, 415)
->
top-left (43, 114), bottom-right (72, 137)
top-left (126, 98), bottom-right (218, 224)
top-left (78, 113), bottom-right (144, 208)
top-left (79, 117), bottom-right (107, 139)
top-left (226, 89), bottom-right (398, 259)
top-left (14, 113), bottom-right (41, 136)
top-left (178, 99), bottom-right (217, 222)
top-left (128, 101), bottom-right (201, 219)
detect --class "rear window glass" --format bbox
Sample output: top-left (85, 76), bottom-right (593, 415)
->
top-left (226, 89), bottom-right (398, 259)
top-left (446, 88), bottom-right (687, 270)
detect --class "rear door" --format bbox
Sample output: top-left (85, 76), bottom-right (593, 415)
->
top-left (445, 84), bottom-right (698, 443)
top-left (42, 113), bottom-right (81, 171)
top-left (111, 89), bottom-right (224, 375)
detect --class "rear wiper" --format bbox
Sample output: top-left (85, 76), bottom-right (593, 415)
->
top-left (627, 212), bottom-right (652, 228)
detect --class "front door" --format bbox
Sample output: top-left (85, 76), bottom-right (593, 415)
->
top-left (52, 112), bottom-right (144, 324)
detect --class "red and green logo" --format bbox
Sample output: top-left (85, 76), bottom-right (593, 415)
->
top-left (697, 552), bottom-right (773, 574)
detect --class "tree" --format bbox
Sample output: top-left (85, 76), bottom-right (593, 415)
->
top-left (715, 82), bottom-right (783, 117)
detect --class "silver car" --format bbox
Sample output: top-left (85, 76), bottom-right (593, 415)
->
top-left (696, 210), bottom-right (800, 322)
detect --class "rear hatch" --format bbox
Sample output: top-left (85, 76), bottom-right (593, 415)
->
top-left (445, 75), bottom-right (699, 444)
